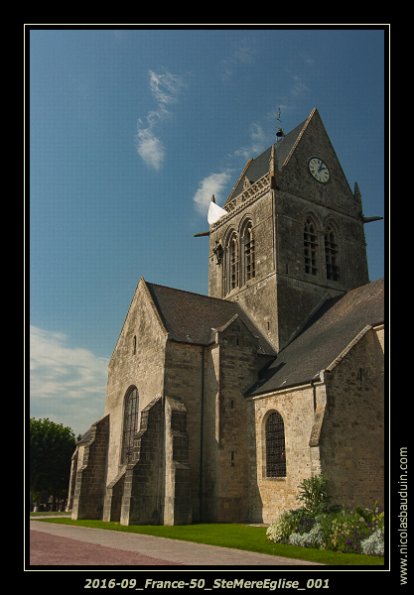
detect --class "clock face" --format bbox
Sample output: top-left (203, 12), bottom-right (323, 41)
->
top-left (308, 157), bottom-right (330, 183)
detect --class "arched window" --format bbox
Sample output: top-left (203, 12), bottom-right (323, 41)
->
top-left (121, 387), bottom-right (139, 464)
top-left (241, 220), bottom-right (255, 283)
top-left (229, 235), bottom-right (238, 290)
top-left (304, 217), bottom-right (318, 275)
top-left (325, 226), bottom-right (339, 281)
top-left (224, 232), bottom-right (239, 294)
top-left (265, 411), bottom-right (286, 478)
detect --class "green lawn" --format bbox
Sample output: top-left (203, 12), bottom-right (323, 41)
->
top-left (35, 519), bottom-right (384, 566)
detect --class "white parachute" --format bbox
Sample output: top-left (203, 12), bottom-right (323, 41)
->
top-left (207, 198), bottom-right (228, 225)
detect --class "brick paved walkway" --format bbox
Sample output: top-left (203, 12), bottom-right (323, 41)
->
top-left (30, 521), bottom-right (321, 566)
top-left (30, 530), bottom-right (180, 566)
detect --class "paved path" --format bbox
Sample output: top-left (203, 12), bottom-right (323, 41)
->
top-left (30, 530), bottom-right (180, 566)
top-left (30, 521), bottom-right (321, 566)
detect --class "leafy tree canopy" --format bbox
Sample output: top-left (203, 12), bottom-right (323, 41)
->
top-left (30, 417), bottom-right (76, 499)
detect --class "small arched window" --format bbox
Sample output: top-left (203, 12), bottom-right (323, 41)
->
top-left (121, 387), bottom-right (139, 464)
top-left (132, 335), bottom-right (137, 355)
top-left (265, 411), bottom-right (287, 478)
top-left (304, 217), bottom-right (318, 275)
top-left (325, 226), bottom-right (339, 281)
top-left (241, 221), bottom-right (255, 283)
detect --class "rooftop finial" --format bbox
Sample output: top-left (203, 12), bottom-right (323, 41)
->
top-left (276, 107), bottom-right (285, 142)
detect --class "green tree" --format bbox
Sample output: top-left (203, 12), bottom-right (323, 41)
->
top-left (30, 417), bottom-right (76, 507)
top-left (297, 474), bottom-right (330, 516)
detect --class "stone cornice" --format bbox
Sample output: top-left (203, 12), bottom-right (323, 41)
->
top-left (211, 173), bottom-right (271, 233)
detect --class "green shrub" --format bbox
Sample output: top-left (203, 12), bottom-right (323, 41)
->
top-left (266, 495), bottom-right (385, 556)
top-left (297, 475), bottom-right (330, 515)
top-left (296, 511), bottom-right (316, 535)
top-left (327, 504), bottom-right (343, 513)
top-left (316, 510), bottom-right (372, 554)
top-left (361, 528), bottom-right (384, 557)
top-left (356, 502), bottom-right (383, 527)
top-left (289, 523), bottom-right (325, 549)
top-left (266, 510), bottom-right (306, 544)
top-left (355, 504), bottom-right (384, 533)
top-left (373, 510), bottom-right (384, 532)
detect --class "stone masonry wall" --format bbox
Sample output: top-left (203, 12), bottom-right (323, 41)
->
top-left (163, 396), bottom-right (192, 525)
top-left (275, 276), bottom-right (341, 350)
top-left (280, 110), bottom-right (361, 215)
top-left (105, 280), bottom-right (167, 485)
top-left (71, 415), bottom-right (109, 520)
top-left (208, 191), bottom-right (279, 350)
top-left (273, 111), bottom-right (368, 349)
top-left (213, 318), bottom-right (264, 522)
top-left (247, 387), bottom-right (315, 523)
top-left (208, 110), bottom-right (369, 353)
top-left (164, 342), bottom-right (203, 521)
top-left (102, 470), bottom-right (125, 522)
top-left (320, 329), bottom-right (384, 509)
top-left (120, 397), bottom-right (164, 525)
top-left (201, 343), bottom-right (220, 521)
top-left (66, 451), bottom-right (78, 512)
top-left (375, 325), bottom-right (384, 352)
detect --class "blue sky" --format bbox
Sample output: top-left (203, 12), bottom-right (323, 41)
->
top-left (30, 28), bottom-right (385, 434)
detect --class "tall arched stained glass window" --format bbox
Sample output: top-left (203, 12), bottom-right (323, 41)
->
top-left (325, 225), bottom-right (339, 281)
top-left (241, 220), bottom-right (255, 283)
top-left (265, 411), bottom-right (287, 478)
top-left (121, 387), bottom-right (139, 463)
top-left (224, 231), bottom-right (239, 294)
top-left (304, 217), bottom-right (318, 275)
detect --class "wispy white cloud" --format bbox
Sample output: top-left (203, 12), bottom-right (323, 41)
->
top-left (234, 123), bottom-right (267, 159)
top-left (193, 122), bottom-right (268, 216)
top-left (148, 70), bottom-right (183, 106)
top-left (136, 70), bottom-right (184, 169)
top-left (290, 74), bottom-right (309, 98)
top-left (193, 56), bottom-right (311, 219)
top-left (30, 326), bottom-right (108, 435)
top-left (136, 128), bottom-right (165, 171)
top-left (193, 171), bottom-right (232, 215)
top-left (221, 40), bottom-right (257, 81)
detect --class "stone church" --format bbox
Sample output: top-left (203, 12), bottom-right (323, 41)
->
top-left (67, 108), bottom-right (384, 525)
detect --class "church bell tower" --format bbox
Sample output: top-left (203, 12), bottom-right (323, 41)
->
top-left (208, 108), bottom-right (369, 352)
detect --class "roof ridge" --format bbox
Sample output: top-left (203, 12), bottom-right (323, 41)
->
top-left (339, 278), bottom-right (384, 300)
top-left (225, 113), bottom-right (312, 203)
top-left (247, 277), bottom-right (384, 396)
top-left (225, 158), bottom-right (253, 205)
top-left (282, 108), bottom-right (316, 168)
top-left (146, 281), bottom-right (234, 304)
top-left (295, 278), bottom-right (384, 339)
top-left (352, 277), bottom-right (384, 289)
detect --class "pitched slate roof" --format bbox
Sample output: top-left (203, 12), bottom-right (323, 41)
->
top-left (225, 118), bottom-right (307, 204)
top-left (146, 282), bottom-right (275, 355)
top-left (247, 279), bottom-right (384, 396)
top-left (77, 428), bottom-right (93, 444)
